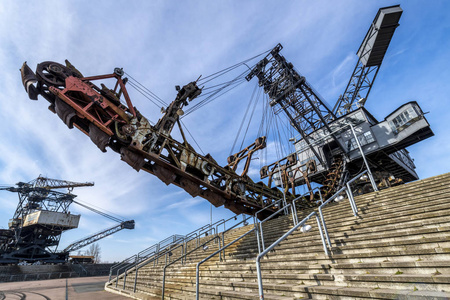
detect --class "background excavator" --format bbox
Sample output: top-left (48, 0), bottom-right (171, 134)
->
top-left (0, 176), bottom-right (134, 264)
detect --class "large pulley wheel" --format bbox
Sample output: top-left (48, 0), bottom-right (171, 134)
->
top-left (36, 61), bottom-right (80, 88)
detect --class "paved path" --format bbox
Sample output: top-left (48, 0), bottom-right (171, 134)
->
top-left (0, 276), bottom-right (129, 300)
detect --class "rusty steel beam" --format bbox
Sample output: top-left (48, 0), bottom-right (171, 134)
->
top-left (20, 61), bottom-right (301, 219)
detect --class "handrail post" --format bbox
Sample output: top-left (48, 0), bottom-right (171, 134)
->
top-left (259, 222), bottom-right (265, 252)
top-left (319, 206), bottom-right (332, 249)
top-left (315, 214), bottom-right (329, 256)
top-left (291, 204), bottom-right (297, 225)
top-left (195, 263), bottom-right (200, 300)
top-left (133, 267), bottom-right (138, 292)
top-left (345, 183), bottom-right (358, 216)
top-left (196, 228), bottom-right (256, 299)
top-left (256, 212), bottom-right (316, 300)
top-left (123, 269), bottom-right (127, 289)
top-left (161, 267), bottom-right (166, 299)
top-left (318, 188), bottom-right (323, 204)
top-left (256, 255), bottom-right (264, 299)
top-left (348, 122), bottom-right (378, 192)
top-left (254, 216), bottom-right (261, 254)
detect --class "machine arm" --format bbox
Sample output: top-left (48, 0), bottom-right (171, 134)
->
top-left (29, 176), bottom-right (94, 191)
top-left (332, 5), bottom-right (402, 117)
top-left (20, 61), bottom-right (294, 218)
top-left (63, 220), bottom-right (135, 253)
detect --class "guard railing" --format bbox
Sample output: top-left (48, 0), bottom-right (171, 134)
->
top-left (318, 169), bottom-right (372, 250)
top-left (256, 211), bottom-right (326, 299)
top-left (161, 216), bottom-right (250, 299)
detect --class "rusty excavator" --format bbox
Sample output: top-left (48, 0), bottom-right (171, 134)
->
top-left (19, 5), bottom-right (433, 219)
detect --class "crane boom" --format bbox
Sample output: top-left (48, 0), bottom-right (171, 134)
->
top-left (246, 43), bottom-right (340, 168)
top-left (332, 5), bottom-right (403, 117)
top-left (29, 175), bottom-right (94, 191)
top-left (63, 220), bottom-right (135, 253)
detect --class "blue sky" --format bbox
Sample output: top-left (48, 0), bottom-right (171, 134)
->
top-left (0, 1), bottom-right (449, 262)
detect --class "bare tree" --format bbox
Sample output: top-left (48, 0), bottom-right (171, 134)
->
top-left (86, 243), bottom-right (101, 263)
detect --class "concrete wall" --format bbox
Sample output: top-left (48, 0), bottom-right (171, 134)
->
top-left (0, 263), bottom-right (114, 283)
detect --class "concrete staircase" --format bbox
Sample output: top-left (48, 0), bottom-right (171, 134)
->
top-left (106, 172), bottom-right (450, 299)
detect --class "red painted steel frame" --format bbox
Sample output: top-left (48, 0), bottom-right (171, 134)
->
top-left (82, 73), bottom-right (137, 117)
top-left (48, 73), bottom-right (136, 136)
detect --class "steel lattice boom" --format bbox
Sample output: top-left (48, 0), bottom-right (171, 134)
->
top-left (63, 220), bottom-right (135, 253)
top-left (332, 5), bottom-right (403, 117)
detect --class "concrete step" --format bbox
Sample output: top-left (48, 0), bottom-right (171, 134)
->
top-left (335, 273), bottom-right (450, 292)
top-left (105, 172), bottom-right (450, 300)
top-left (331, 260), bottom-right (450, 275)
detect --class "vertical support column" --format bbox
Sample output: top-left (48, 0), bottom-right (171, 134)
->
top-left (318, 206), bottom-right (332, 249)
top-left (348, 123), bottom-right (378, 192)
top-left (315, 214), bottom-right (329, 256)
top-left (346, 183), bottom-right (358, 216)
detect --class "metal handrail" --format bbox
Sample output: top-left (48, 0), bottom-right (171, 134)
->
top-left (253, 198), bottom-right (284, 253)
top-left (109, 222), bottom-right (222, 283)
top-left (109, 255), bottom-right (135, 281)
top-left (318, 169), bottom-right (369, 250)
top-left (215, 214), bottom-right (246, 239)
top-left (113, 237), bottom-right (182, 286)
top-left (108, 213), bottom-right (248, 292)
top-left (318, 185), bottom-right (347, 249)
top-left (127, 243), bottom-right (185, 292)
top-left (258, 203), bottom-right (293, 252)
top-left (195, 228), bottom-right (256, 300)
top-left (256, 211), bottom-right (327, 299)
top-left (217, 215), bottom-right (253, 260)
top-left (345, 170), bottom-right (368, 215)
top-left (109, 234), bottom-right (184, 282)
top-left (161, 234), bottom-right (221, 299)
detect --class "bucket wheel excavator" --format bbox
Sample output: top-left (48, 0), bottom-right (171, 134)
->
top-left (20, 61), bottom-right (295, 219)
top-left (19, 5), bottom-right (433, 218)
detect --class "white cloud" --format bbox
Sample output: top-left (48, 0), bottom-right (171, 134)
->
top-left (0, 0), bottom-right (448, 262)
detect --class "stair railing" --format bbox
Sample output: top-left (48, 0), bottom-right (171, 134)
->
top-left (161, 215), bottom-right (250, 299)
top-left (214, 214), bottom-right (247, 242)
top-left (121, 231), bottom-right (208, 289)
top-left (109, 222), bottom-right (221, 285)
top-left (318, 169), bottom-right (372, 251)
top-left (256, 211), bottom-right (326, 300)
top-left (255, 201), bottom-right (295, 252)
top-left (345, 170), bottom-right (368, 215)
top-left (126, 243), bottom-right (186, 292)
top-left (109, 234), bottom-right (185, 285)
top-left (108, 213), bottom-right (247, 293)
top-left (195, 227), bottom-right (257, 300)
top-left (195, 206), bottom-right (306, 299)
top-left (217, 215), bottom-right (253, 261)
top-left (253, 198), bottom-right (284, 253)
top-left (161, 234), bottom-right (222, 299)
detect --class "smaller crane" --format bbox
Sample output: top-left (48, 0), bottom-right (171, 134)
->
top-left (0, 176), bottom-right (134, 264)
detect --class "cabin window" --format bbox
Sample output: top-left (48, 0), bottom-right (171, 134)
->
top-left (389, 107), bottom-right (419, 133)
top-left (347, 130), bottom-right (375, 151)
